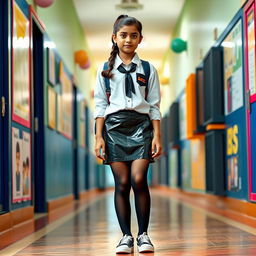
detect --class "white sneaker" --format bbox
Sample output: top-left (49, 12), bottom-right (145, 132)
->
top-left (116, 234), bottom-right (134, 254)
top-left (137, 232), bottom-right (154, 253)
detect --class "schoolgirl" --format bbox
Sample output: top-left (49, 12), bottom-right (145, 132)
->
top-left (94, 14), bottom-right (162, 254)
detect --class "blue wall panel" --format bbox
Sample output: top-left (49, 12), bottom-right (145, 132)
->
top-left (45, 128), bottom-right (73, 200)
top-left (77, 147), bottom-right (85, 192)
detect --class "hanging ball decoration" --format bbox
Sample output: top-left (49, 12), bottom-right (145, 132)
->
top-left (79, 60), bottom-right (91, 70)
top-left (74, 50), bottom-right (89, 65)
top-left (34, 0), bottom-right (54, 8)
top-left (171, 38), bottom-right (187, 53)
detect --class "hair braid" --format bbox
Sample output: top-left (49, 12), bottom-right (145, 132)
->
top-left (101, 42), bottom-right (119, 78)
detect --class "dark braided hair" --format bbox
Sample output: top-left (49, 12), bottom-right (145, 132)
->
top-left (101, 15), bottom-right (142, 79)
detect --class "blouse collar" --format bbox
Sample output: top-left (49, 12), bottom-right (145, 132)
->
top-left (114, 53), bottom-right (141, 69)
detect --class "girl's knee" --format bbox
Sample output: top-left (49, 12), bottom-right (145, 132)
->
top-left (131, 175), bottom-right (147, 190)
top-left (116, 178), bottom-right (131, 194)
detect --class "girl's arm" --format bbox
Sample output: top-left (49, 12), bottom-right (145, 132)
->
top-left (151, 120), bottom-right (162, 158)
top-left (94, 64), bottom-right (108, 160)
top-left (94, 117), bottom-right (106, 160)
top-left (147, 64), bottom-right (162, 158)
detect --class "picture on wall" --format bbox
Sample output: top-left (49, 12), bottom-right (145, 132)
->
top-left (57, 93), bottom-right (63, 133)
top-left (12, 2), bottom-right (31, 128)
top-left (47, 47), bottom-right (56, 86)
top-left (59, 61), bottom-right (72, 138)
top-left (12, 127), bottom-right (23, 203)
top-left (222, 20), bottom-right (243, 115)
top-left (22, 131), bottom-right (31, 201)
top-left (48, 86), bottom-right (56, 130)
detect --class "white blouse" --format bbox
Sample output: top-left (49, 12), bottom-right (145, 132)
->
top-left (94, 53), bottom-right (161, 120)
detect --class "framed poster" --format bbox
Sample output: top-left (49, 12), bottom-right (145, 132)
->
top-left (22, 131), bottom-right (31, 201)
top-left (57, 93), bottom-right (63, 133)
top-left (47, 47), bottom-right (56, 86)
top-left (221, 20), bottom-right (243, 115)
top-left (12, 127), bottom-right (23, 203)
top-left (12, 1), bottom-right (30, 128)
top-left (59, 61), bottom-right (72, 139)
top-left (47, 86), bottom-right (56, 129)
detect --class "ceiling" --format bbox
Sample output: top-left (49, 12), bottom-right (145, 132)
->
top-left (73, 0), bottom-right (185, 69)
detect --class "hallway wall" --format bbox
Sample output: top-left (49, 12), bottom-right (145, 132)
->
top-left (26, 0), bottom-right (93, 103)
top-left (163, 0), bottom-right (242, 109)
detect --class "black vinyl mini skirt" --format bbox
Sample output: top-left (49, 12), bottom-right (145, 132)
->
top-left (103, 110), bottom-right (154, 165)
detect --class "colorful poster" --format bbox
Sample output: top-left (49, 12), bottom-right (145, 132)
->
top-left (59, 62), bottom-right (72, 138)
top-left (222, 20), bottom-right (243, 115)
top-left (48, 86), bottom-right (56, 129)
top-left (179, 93), bottom-right (187, 140)
top-left (22, 131), bottom-right (31, 201)
top-left (247, 8), bottom-right (256, 95)
top-left (12, 2), bottom-right (30, 127)
top-left (12, 127), bottom-right (23, 202)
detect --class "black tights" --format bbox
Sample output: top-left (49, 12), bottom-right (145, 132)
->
top-left (110, 159), bottom-right (151, 237)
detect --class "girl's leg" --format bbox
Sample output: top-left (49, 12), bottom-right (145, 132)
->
top-left (131, 159), bottom-right (151, 236)
top-left (110, 161), bottom-right (132, 236)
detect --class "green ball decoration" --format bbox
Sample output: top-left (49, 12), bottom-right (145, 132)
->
top-left (171, 38), bottom-right (187, 53)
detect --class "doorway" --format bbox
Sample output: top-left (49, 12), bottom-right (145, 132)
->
top-left (31, 16), bottom-right (46, 212)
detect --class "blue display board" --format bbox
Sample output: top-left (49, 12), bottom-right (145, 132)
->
top-left (216, 11), bottom-right (248, 199)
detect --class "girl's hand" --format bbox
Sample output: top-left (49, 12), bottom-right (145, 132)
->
top-left (151, 135), bottom-right (162, 158)
top-left (94, 136), bottom-right (106, 160)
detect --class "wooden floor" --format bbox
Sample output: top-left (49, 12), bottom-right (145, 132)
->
top-left (2, 188), bottom-right (256, 256)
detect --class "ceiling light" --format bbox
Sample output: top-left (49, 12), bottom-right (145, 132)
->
top-left (116, 0), bottom-right (143, 11)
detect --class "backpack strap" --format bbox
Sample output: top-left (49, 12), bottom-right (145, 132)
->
top-left (141, 60), bottom-right (150, 101)
top-left (103, 62), bottom-right (111, 104)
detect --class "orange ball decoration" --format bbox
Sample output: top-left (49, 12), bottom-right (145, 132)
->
top-left (74, 50), bottom-right (89, 65)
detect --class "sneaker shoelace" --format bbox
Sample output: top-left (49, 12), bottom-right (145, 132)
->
top-left (138, 232), bottom-right (153, 245)
top-left (118, 234), bottom-right (133, 246)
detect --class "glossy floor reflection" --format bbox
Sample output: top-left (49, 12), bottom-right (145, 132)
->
top-left (9, 189), bottom-right (256, 255)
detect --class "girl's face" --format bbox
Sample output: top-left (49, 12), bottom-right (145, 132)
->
top-left (113, 25), bottom-right (142, 56)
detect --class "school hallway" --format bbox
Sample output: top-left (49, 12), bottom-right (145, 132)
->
top-left (1, 187), bottom-right (256, 255)
top-left (2, 0), bottom-right (256, 255)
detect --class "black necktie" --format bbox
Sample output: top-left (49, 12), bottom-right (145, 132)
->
top-left (117, 63), bottom-right (137, 98)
